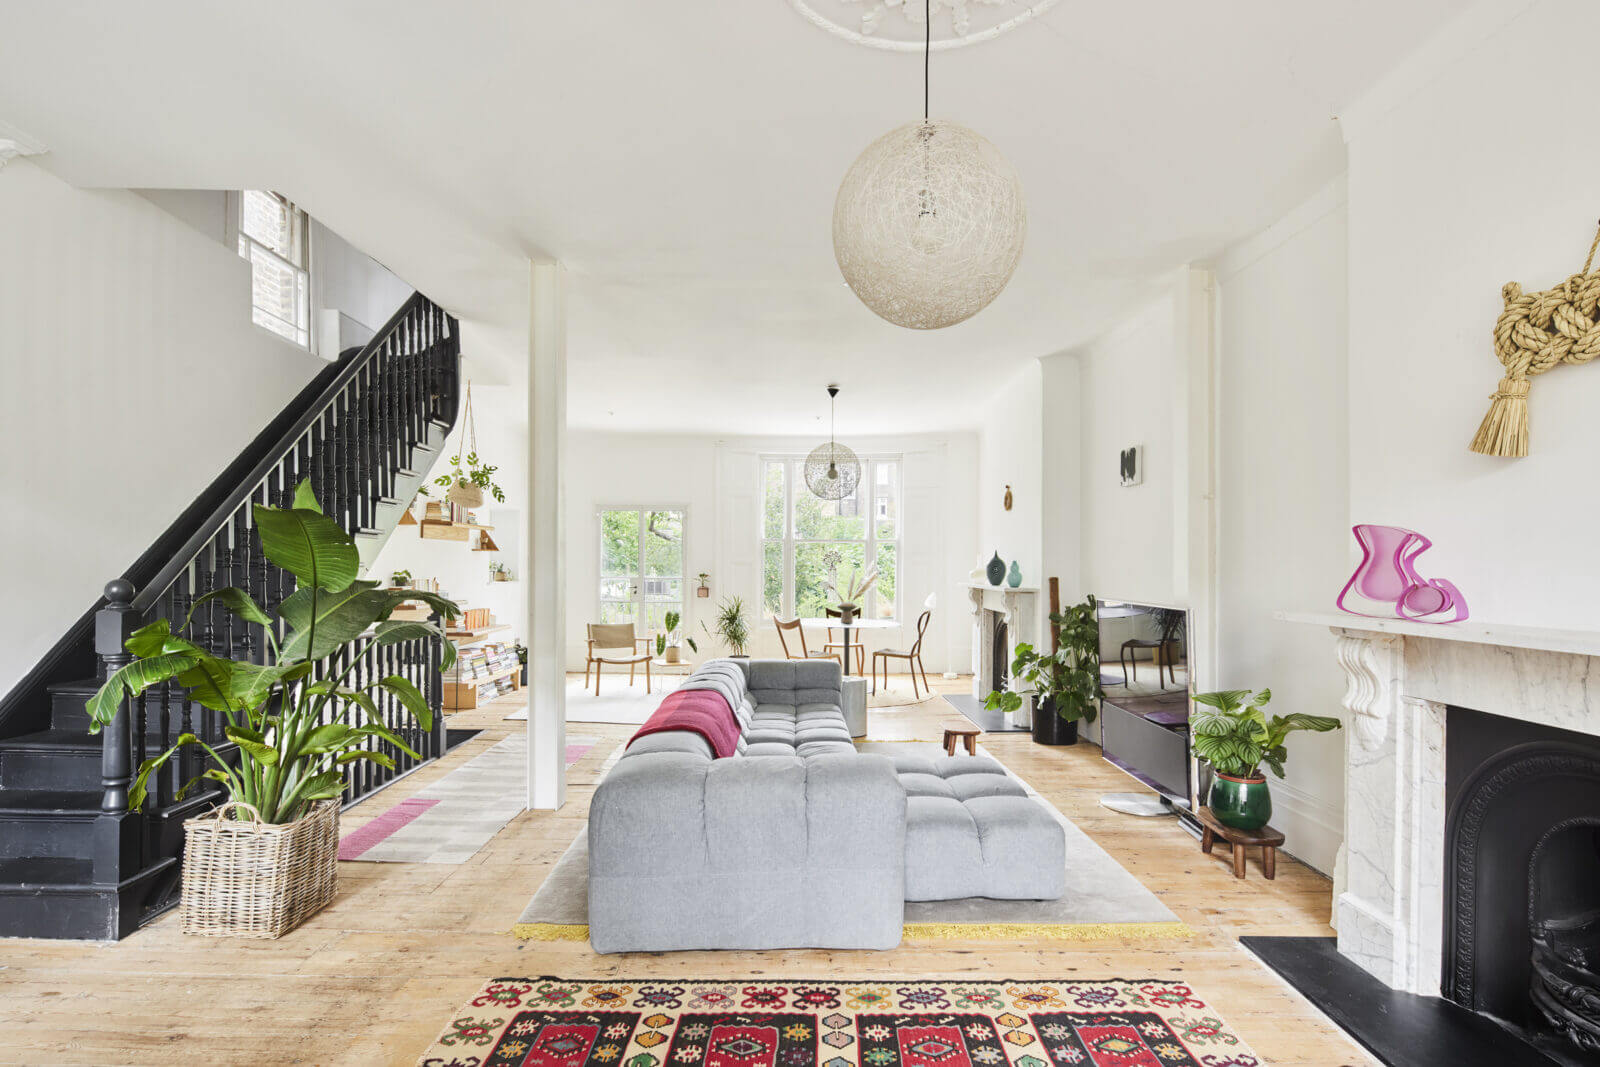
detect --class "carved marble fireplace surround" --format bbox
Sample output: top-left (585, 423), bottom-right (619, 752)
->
top-left (969, 583), bottom-right (1039, 723)
top-left (1285, 610), bottom-right (1600, 999)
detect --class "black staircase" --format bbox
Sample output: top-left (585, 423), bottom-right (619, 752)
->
top-left (0, 292), bottom-right (461, 940)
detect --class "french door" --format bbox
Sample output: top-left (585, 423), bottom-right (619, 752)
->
top-left (598, 508), bottom-right (685, 636)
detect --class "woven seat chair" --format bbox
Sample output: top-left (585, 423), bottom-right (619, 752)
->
top-left (871, 609), bottom-right (931, 698)
top-left (585, 622), bottom-right (653, 696)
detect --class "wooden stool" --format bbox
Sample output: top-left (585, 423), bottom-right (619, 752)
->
top-left (942, 726), bottom-right (981, 757)
top-left (1197, 806), bottom-right (1285, 880)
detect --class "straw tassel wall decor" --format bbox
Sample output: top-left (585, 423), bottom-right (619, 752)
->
top-left (1471, 220), bottom-right (1600, 458)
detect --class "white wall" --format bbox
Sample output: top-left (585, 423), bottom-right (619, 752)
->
top-left (563, 430), bottom-right (978, 674)
top-left (1343, 0), bottom-right (1600, 630)
top-left (368, 384), bottom-right (528, 642)
top-left (0, 161), bottom-right (327, 697)
top-left (976, 363), bottom-right (1043, 589)
top-left (1213, 178), bottom-right (1351, 873)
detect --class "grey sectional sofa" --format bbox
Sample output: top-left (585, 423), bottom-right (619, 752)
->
top-left (587, 658), bottom-right (1064, 953)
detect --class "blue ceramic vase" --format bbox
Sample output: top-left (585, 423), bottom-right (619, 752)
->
top-left (1007, 561), bottom-right (1022, 588)
top-left (986, 552), bottom-right (1005, 586)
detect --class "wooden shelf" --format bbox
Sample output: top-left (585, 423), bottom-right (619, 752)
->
top-left (445, 663), bottom-right (519, 687)
top-left (443, 665), bottom-right (521, 710)
top-left (445, 624), bottom-right (510, 646)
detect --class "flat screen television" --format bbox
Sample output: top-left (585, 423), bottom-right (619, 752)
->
top-left (1095, 599), bottom-right (1197, 820)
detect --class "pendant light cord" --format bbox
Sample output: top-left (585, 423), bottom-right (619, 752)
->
top-left (923, 0), bottom-right (930, 121)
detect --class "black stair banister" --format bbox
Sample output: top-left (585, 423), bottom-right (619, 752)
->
top-left (0, 291), bottom-right (461, 939)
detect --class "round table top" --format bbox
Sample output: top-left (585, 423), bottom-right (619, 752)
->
top-left (799, 617), bottom-right (900, 630)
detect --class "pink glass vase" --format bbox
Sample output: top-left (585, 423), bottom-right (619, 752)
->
top-left (1336, 524), bottom-right (1468, 624)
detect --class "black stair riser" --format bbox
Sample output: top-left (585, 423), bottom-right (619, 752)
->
top-left (0, 813), bottom-right (98, 861)
top-left (0, 857), bottom-right (177, 940)
top-left (0, 748), bottom-right (199, 792)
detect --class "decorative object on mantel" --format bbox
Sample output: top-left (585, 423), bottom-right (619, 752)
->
top-left (985, 593), bottom-right (1100, 746)
top-left (1336, 523), bottom-right (1468, 624)
top-left (695, 572), bottom-right (710, 598)
top-left (1190, 687), bottom-right (1341, 830)
top-left (831, 0), bottom-right (1025, 330)
top-left (1007, 560), bottom-right (1022, 588)
top-left (435, 382), bottom-right (505, 508)
top-left (985, 551), bottom-right (1005, 586)
top-left (1120, 444), bottom-right (1143, 486)
top-left (1003, 484), bottom-right (1013, 511)
top-left (804, 385), bottom-right (861, 500)
top-left (1472, 220), bottom-right (1600, 457)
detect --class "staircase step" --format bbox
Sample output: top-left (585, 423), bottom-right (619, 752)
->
top-left (0, 855), bottom-right (179, 940)
top-left (0, 729), bottom-right (200, 790)
top-left (0, 788), bottom-right (101, 860)
top-left (0, 788), bottom-right (102, 815)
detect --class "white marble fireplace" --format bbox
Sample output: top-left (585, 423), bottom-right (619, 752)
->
top-left (968, 583), bottom-right (1039, 722)
top-left (1285, 610), bottom-right (1600, 998)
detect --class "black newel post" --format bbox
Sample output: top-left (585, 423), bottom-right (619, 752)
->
top-left (94, 579), bottom-right (143, 887)
top-left (96, 579), bottom-right (137, 814)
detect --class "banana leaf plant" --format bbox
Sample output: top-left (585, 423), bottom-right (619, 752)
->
top-left (85, 479), bottom-right (461, 824)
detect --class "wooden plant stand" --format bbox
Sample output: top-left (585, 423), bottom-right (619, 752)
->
top-left (942, 726), bottom-right (981, 757)
top-left (1197, 806), bottom-right (1285, 880)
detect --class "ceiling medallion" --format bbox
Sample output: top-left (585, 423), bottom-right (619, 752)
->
top-left (786, 0), bottom-right (1058, 51)
top-left (831, 0), bottom-right (1027, 329)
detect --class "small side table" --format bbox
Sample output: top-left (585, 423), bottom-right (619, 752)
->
top-left (1197, 806), bottom-right (1285, 880)
top-left (942, 726), bottom-right (981, 757)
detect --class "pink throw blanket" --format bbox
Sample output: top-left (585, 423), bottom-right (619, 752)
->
top-left (630, 688), bottom-right (740, 758)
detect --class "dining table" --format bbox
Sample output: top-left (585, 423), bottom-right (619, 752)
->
top-left (800, 616), bottom-right (900, 676)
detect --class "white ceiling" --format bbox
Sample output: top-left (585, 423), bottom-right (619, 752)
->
top-left (0, 1), bottom-right (1466, 434)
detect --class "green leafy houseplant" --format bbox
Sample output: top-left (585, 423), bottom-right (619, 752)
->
top-left (663, 610), bottom-right (697, 656)
top-left (390, 569), bottom-right (412, 587)
top-left (1191, 687), bottom-right (1341, 830)
top-left (705, 596), bottom-right (750, 657)
top-left (434, 451), bottom-right (504, 504)
top-left (984, 594), bottom-right (1101, 741)
top-left (86, 479), bottom-right (461, 824)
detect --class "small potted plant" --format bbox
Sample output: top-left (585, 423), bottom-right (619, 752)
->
top-left (391, 569), bottom-right (413, 588)
top-left (984, 594), bottom-right (1100, 745)
top-left (704, 596), bottom-right (750, 658)
top-left (513, 642), bottom-right (528, 686)
top-left (696, 573), bottom-right (711, 599)
top-left (1190, 688), bottom-right (1342, 830)
top-left (488, 561), bottom-right (512, 582)
top-left (661, 610), bottom-right (696, 664)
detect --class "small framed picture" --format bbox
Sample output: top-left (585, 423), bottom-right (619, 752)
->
top-left (1120, 445), bottom-right (1143, 487)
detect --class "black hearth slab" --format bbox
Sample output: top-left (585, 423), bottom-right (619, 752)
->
top-left (1242, 936), bottom-right (1566, 1066)
top-left (944, 693), bottom-right (1031, 733)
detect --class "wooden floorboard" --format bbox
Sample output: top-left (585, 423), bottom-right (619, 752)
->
top-left (0, 674), bottom-right (1371, 1066)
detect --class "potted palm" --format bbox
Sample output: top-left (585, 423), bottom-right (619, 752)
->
top-left (86, 479), bottom-right (460, 937)
top-left (1190, 688), bottom-right (1342, 830)
top-left (705, 596), bottom-right (750, 658)
top-left (984, 594), bottom-right (1101, 745)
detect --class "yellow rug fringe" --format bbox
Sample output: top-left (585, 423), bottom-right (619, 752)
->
top-left (510, 921), bottom-right (1194, 943)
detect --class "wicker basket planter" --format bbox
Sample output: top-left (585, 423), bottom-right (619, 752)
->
top-left (446, 482), bottom-right (484, 509)
top-left (180, 799), bottom-right (339, 938)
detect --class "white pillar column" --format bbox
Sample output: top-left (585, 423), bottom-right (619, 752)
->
top-left (527, 262), bottom-right (567, 810)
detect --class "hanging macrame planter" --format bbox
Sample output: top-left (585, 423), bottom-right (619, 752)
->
top-left (1471, 220), bottom-right (1600, 458)
top-left (438, 382), bottom-right (503, 509)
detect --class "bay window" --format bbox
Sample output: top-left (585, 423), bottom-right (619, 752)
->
top-left (761, 455), bottom-right (900, 620)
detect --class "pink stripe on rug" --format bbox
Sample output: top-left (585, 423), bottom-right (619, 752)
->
top-left (566, 742), bottom-right (595, 766)
top-left (338, 797), bottom-right (440, 860)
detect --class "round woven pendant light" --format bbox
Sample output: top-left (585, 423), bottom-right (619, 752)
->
top-left (805, 386), bottom-right (861, 500)
top-left (831, 0), bottom-right (1026, 330)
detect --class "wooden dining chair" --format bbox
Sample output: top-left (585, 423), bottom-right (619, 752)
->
top-left (822, 606), bottom-right (865, 664)
top-left (773, 616), bottom-right (839, 663)
top-left (585, 622), bottom-right (653, 696)
top-left (872, 610), bottom-right (932, 698)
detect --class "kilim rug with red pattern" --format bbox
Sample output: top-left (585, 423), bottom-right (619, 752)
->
top-left (417, 977), bottom-right (1263, 1067)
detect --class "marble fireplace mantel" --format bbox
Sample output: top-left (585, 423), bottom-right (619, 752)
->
top-left (968, 583), bottom-right (1040, 714)
top-left (1279, 609), bottom-right (1600, 997)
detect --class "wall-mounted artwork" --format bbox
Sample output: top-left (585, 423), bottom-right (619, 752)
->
top-left (1119, 445), bottom-right (1143, 487)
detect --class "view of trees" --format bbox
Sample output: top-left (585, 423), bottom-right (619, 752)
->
top-left (599, 508), bottom-right (683, 631)
top-left (762, 458), bottom-right (898, 621)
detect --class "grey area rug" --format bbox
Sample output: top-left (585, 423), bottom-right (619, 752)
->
top-left (514, 740), bottom-right (1183, 939)
top-left (342, 733), bottom-right (605, 864)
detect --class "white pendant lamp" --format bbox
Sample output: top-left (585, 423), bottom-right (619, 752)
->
top-left (804, 385), bottom-right (861, 501)
top-left (832, 0), bottom-right (1026, 330)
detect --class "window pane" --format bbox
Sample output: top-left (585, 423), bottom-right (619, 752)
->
top-left (600, 510), bottom-right (640, 577)
top-left (763, 461), bottom-right (785, 539)
top-left (873, 542), bottom-right (897, 620)
top-left (641, 510), bottom-right (683, 577)
top-left (639, 600), bottom-right (679, 635)
top-left (874, 461), bottom-right (899, 539)
top-left (598, 600), bottom-right (637, 625)
top-left (641, 577), bottom-right (682, 602)
top-left (242, 190), bottom-right (292, 256)
top-left (795, 542), bottom-right (865, 619)
top-left (793, 468), bottom-right (865, 541)
top-left (763, 541), bottom-right (783, 619)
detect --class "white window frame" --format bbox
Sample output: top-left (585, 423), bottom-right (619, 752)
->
top-left (229, 190), bottom-right (313, 351)
top-left (760, 454), bottom-right (902, 621)
top-left (594, 504), bottom-right (690, 637)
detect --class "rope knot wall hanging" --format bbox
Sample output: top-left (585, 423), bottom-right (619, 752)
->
top-left (1471, 220), bottom-right (1600, 457)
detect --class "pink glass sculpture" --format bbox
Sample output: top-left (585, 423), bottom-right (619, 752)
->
top-left (1336, 524), bottom-right (1469, 624)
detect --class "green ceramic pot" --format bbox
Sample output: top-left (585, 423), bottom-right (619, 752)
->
top-left (1210, 773), bottom-right (1272, 830)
